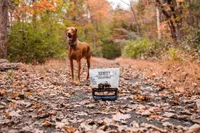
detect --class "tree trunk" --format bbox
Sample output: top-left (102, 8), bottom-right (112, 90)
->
top-left (156, 0), bottom-right (184, 42)
top-left (129, 0), bottom-right (141, 37)
top-left (156, 7), bottom-right (161, 40)
top-left (87, 1), bottom-right (97, 48)
top-left (0, 0), bottom-right (9, 59)
top-left (156, 0), bottom-right (177, 41)
top-left (176, 1), bottom-right (183, 41)
top-left (32, 0), bottom-right (36, 27)
top-left (120, 0), bottom-right (141, 36)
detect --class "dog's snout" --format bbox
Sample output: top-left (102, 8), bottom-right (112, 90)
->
top-left (68, 32), bottom-right (72, 38)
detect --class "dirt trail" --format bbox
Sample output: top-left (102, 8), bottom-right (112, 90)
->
top-left (0, 57), bottom-right (200, 133)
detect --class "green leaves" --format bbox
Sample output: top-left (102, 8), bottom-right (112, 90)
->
top-left (101, 40), bottom-right (121, 59)
top-left (12, 0), bottom-right (20, 5)
top-left (8, 19), bottom-right (66, 63)
top-left (123, 38), bottom-right (151, 58)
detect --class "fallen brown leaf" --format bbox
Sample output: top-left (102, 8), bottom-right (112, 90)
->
top-left (112, 113), bottom-right (131, 121)
top-left (186, 124), bottom-right (200, 133)
top-left (42, 121), bottom-right (52, 127)
top-left (63, 126), bottom-right (76, 133)
top-left (0, 89), bottom-right (7, 96)
top-left (10, 92), bottom-right (19, 99)
top-left (25, 92), bottom-right (33, 97)
top-left (31, 103), bottom-right (42, 109)
top-left (9, 102), bottom-right (15, 107)
top-left (135, 95), bottom-right (150, 101)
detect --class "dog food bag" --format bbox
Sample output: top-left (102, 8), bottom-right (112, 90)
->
top-left (89, 68), bottom-right (120, 88)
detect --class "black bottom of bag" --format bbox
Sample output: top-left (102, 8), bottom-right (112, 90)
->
top-left (92, 88), bottom-right (118, 101)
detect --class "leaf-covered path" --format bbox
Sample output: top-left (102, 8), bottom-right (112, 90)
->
top-left (0, 58), bottom-right (200, 133)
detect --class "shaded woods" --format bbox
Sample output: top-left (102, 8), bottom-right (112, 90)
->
top-left (0, 0), bottom-right (199, 61)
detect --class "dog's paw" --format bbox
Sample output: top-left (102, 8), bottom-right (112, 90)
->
top-left (71, 80), bottom-right (76, 84)
top-left (76, 80), bottom-right (80, 85)
top-left (72, 80), bottom-right (80, 85)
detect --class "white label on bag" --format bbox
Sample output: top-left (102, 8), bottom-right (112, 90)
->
top-left (89, 68), bottom-right (120, 88)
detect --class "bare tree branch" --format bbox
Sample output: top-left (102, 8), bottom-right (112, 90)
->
top-left (120, 0), bottom-right (141, 36)
top-left (120, 0), bottom-right (129, 6)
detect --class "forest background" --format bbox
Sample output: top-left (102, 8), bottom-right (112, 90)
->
top-left (0, 0), bottom-right (199, 63)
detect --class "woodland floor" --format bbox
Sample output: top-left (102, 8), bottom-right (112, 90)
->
top-left (0, 57), bottom-right (200, 133)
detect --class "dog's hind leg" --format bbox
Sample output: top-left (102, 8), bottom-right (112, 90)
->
top-left (77, 60), bottom-right (81, 84)
top-left (86, 47), bottom-right (91, 80)
top-left (86, 56), bottom-right (90, 80)
top-left (70, 59), bottom-right (74, 83)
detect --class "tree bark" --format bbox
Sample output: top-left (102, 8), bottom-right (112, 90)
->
top-left (0, 0), bottom-right (9, 59)
top-left (86, 1), bottom-right (97, 48)
top-left (129, 0), bottom-right (141, 37)
top-left (156, 0), bottom-right (176, 41)
top-left (176, 1), bottom-right (183, 41)
top-left (121, 0), bottom-right (141, 36)
top-left (156, 7), bottom-right (161, 40)
top-left (32, 0), bottom-right (37, 27)
top-left (156, 0), bottom-right (184, 42)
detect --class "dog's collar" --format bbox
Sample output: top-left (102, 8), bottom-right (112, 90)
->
top-left (69, 42), bottom-right (76, 46)
top-left (67, 37), bottom-right (77, 47)
top-left (69, 40), bottom-right (77, 47)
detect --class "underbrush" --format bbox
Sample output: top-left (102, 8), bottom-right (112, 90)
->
top-left (122, 38), bottom-right (150, 58)
top-left (166, 48), bottom-right (184, 61)
top-left (122, 37), bottom-right (199, 63)
top-left (101, 39), bottom-right (121, 59)
top-left (122, 38), bottom-right (167, 59)
top-left (182, 25), bottom-right (200, 52)
top-left (8, 22), bottom-right (66, 63)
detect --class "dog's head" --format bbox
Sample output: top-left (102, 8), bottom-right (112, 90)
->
top-left (66, 27), bottom-right (77, 43)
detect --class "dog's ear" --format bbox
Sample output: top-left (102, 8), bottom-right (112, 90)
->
top-left (74, 27), bottom-right (78, 38)
top-left (65, 28), bottom-right (69, 35)
top-left (75, 27), bottom-right (77, 33)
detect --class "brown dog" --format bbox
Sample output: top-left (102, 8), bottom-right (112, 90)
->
top-left (66, 27), bottom-right (91, 84)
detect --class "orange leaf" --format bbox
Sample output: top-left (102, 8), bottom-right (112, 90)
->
top-left (31, 103), bottom-right (42, 109)
top-left (25, 92), bottom-right (33, 97)
top-left (63, 126), bottom-right (76, 133)
top-left (150, 114), bottom-right (161, 121)
top-left (10, 92), bottom-right (19, 99)
top-left (36, 89), bottom-right (41, 93)
top-left (0, 89), bottom-right (7, 96)
top-left (42, 121), bottom-right (52, 127)
top-left (4, 112), bottom-right (11, 119)
top-left (9, 102), bottom-right (15, 107)
top-left (171, 96), bottom-right (179, 104)
top-left (103, 109), bottom-right (109, 113)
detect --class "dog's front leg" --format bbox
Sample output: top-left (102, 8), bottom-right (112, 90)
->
top-left (77, 60), bottom-right (81, 84)
top-left (70, 59), bottom-right (74, 83)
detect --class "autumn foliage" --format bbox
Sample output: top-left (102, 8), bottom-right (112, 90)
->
top-left (6, 0), bottom-right (200, 62)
